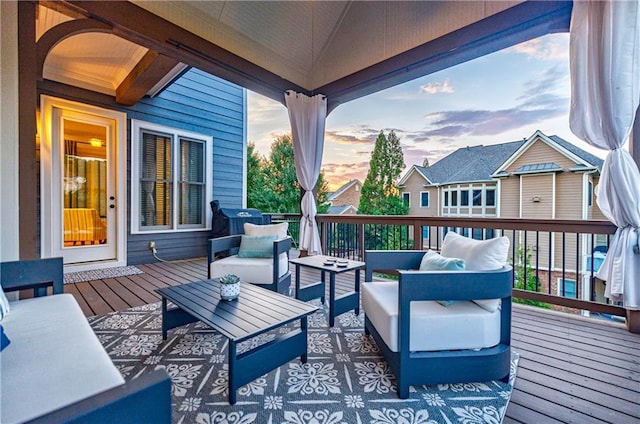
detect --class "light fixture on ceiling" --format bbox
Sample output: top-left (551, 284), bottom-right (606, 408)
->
top-left (89, 137), bottom-right (102, 147)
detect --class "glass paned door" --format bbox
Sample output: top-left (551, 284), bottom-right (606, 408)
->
top-left (49, 107), bottom-right (119, 265)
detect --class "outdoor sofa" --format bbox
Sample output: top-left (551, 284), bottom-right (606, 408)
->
top-left (0, 258), bottom-right (171, 423)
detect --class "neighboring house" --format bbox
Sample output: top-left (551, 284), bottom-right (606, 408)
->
top-left (399, 130), bottom-right (607, 304)
top-left (39, 66), bottom-right (246, 270)
top-left (327, 179), bottom-right (362, 215)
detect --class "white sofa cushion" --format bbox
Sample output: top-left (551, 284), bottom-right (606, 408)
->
top-left (441, 232), bottom-right (510, 312)
top-left (210, 253), bottom-right (289, 285)
top-left (1, 294), bottom-right (124, 423)
top-left (362, 281), bottom-right (501, 352)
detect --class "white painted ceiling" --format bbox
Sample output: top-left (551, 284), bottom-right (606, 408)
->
top-left (132, 0), bottom-right (520, 90)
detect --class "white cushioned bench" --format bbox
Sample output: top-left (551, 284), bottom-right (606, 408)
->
top-left (1, 294), bottom-right (125, 423)
top-left (0, 257), bottom-right (171, 424)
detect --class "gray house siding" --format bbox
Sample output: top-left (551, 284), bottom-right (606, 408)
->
top-left (125, 69), bottom-right (245, 264)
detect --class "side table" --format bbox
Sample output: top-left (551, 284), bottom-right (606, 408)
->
top-left (289, 255), bottom-right (365, 326)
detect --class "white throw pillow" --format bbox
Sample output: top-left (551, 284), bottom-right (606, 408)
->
top-left (440, 232), bottom-right (510, 313)
top-left (440, 231), bottom-right (509, 271)
top-left (244, 222), bottom-right (288, 239)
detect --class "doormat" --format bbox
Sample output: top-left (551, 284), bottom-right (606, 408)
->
top-left (64, 265), bottom-right (143, 284)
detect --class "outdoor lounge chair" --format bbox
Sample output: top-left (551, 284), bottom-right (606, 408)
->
top-left (362, 232), bottom-right (513, 398)
top-left (208, 222), bottom-right (292, 294)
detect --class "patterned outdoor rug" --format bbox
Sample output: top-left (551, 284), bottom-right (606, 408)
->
top-left (89, 301), bottom-right (519, 424)
top-left (64, 265), bottom-right (143, 284)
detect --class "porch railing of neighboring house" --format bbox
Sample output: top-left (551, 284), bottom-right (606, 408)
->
top-left (267, 213), bottom-right (624, 320)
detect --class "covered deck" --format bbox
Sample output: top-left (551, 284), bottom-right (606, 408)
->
top-left (60, 258), bottom-right (640, 424)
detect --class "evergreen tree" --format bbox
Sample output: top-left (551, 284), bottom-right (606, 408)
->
top-left (358, 130), bottom-right (407, 215)
top-left (246, 143), bottom-right (268, 210)
top-left (246, 134), bottom-right (329, 214)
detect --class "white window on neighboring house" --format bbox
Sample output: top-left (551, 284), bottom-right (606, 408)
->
top-left (486, 188), bottom-right (496, 207)
top-left (558, 278), bottom-right (577, 299)
top-left (131, 120), bottom-right (212, 233)
top-left (420, 191), bottom-right (430, 207)
top-left (588, 181), bottom-right (593, 207)
top-left (402, 192), bottom-right (410, 207)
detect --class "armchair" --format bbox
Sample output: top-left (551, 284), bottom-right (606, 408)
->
top-left (208, 223), bottom-right (292, 295)
top-left (362, 233), bottom-right (513, 398)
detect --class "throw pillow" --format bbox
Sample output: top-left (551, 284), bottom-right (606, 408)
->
top-left (238, 235), bottom-right (277, 258)
top-left (440, 231), bottom-right (509, 271)
top-left (244, 222), bottom-right (288, 239)
top-left (0, 325), bottom-right (9, 351)
top-left (419, 250), bottom-right (465, 271)
top-left (440, 232), bottom-right (510, 313)
top-left (0, 288), bottom-right (10, 321)
top-left (419, 250), bottom-right (465, 307)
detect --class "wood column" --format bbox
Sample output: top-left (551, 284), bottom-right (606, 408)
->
top-left (18, 1), bottom-right (37, 259)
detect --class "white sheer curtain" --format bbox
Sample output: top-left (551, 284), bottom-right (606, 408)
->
top-left (285, 91), bottom-right (327, 255)
top-left (569, 0), bottom-right (640, 309)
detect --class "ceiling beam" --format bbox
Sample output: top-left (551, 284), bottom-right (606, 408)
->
top-left (115, 51), bottom-right (180, 106)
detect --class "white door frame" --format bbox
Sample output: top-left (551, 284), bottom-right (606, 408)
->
top-left (40, 95), bottom-right (127, 271)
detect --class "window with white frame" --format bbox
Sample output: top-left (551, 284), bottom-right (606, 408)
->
top-left (460, 189), bottom-right (469, 206)
top-left (472, 189), bottom-right (482, 206)
top-left (486, 188), bottom-right (496, 207)
top-left (420, 191), bottom-right (430, 207)
top-left (402, 192), bottom-right (410, 207)
top-left (558, 278), bottom-right (577, 299)
top-left (131, 120), bottom-right (212, 233)
top-left (588, 181), bottom-right (593, 207)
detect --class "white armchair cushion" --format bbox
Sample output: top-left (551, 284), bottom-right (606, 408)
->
top-left (362, 281), bottom-right (501, 352)
top-left (210, 253), bottom-right (288, 285)
top-left (441, 232), bottom-right (510, 312)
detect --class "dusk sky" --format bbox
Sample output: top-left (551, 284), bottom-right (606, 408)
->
top-left (247, 33), bottom-right (605, 191)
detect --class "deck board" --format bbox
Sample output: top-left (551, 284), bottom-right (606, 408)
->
top-left (62, 257), bottom-right (640, 424)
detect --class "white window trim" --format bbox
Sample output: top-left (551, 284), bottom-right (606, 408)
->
top-left (557, 277), bottom-right (577, 298)
top-left (420, 191), bottom-right (430, 208)
top-left (130, 119), bottom-right (213, 234)
top-left (402, 191), bottom-right (411, 207)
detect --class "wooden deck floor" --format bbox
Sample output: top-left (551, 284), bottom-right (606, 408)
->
top-left (63, 258), bottom-right (640, 424)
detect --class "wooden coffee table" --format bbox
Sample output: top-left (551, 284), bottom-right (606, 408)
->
top-left (289, 255), bottom-right (365, 327)
top-left (156, 279), bottom-right (318, 404)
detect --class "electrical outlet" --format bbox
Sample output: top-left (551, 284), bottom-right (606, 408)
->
top-left (149, 241), bottom-right (156, 250)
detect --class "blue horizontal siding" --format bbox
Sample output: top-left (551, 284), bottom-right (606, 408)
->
top-left (125, 69), bottom-right (245, 264)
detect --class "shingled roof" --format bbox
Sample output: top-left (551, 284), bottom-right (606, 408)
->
top-left (413, 140), bottom-right (524, 185)
top-left (549, 135), bottom-right (604, 171)
top-left (403, 131), bottom-right (605, 187)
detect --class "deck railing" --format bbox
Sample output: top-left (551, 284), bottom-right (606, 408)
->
top-left (267, 213), bottom-right (624, 319)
